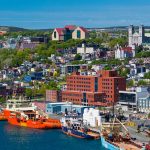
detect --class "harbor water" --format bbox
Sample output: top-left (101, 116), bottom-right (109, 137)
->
top-left (0, 122), bottom-right (106, 150)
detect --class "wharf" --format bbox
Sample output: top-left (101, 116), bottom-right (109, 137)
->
top-left (127, 126), bottom-right (150, 144)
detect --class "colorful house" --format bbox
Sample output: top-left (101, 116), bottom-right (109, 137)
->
top-left (52, 25), bottom-right (88, 41)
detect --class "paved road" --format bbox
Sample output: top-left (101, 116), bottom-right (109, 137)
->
top-left (127, 126), bottom-right (150, 143)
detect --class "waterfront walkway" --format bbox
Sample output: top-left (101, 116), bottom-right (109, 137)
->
top-left (127, 126), bottom-right (150, 143)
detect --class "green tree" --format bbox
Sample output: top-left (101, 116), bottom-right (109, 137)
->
top-left (119, 68), bottom-right (130, 78)
top-left (135, 45), bottom-right (143, 53)
top-left (144, 71), bottom-right (150, 79)
top-left (74, 54), bottom-right (82, 60)
top-left (127, 80), bottom-right (134, 87)
top-left (104, 65), bottom-right (111, 70)
top-left (47, 81), bottom-right (58, 90)
top-left (137, 80), bottom-right (147, 86)
top-left (0, 97), bottom-right (5, 103)
top-left (109, 37), bottom-right (127, 48)
top-left (25, 88), bottom-right (33, 98)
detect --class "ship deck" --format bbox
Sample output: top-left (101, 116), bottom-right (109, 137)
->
top-left (87, 132), bottom-right (100, 137)
top-left (115, 142), bottom-right (141, 150)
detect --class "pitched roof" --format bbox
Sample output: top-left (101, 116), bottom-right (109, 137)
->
top-left (55, 28), bottom-right (65, 36)
top-left (65, 25), bottom-right (76, 30)
top-left (79, 26), bottom-right (88, 33)
top-left (122, 47), bottom-right (133, 52)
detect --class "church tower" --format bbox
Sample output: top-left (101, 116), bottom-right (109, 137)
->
top-left (128, 25), bottom-right (134, 46)
top-left (138, 25), bottom-right (144, 45)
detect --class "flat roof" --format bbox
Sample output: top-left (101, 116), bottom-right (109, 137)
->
top-left (62, 105), bottom-right (91, 108)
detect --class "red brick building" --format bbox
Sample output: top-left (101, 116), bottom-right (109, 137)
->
top-left (62, 70), bottom-right (126, 106)
top-left (98, 70), bottom-right (126, 105)
top-left (46, 90), bottom-right (62, 102)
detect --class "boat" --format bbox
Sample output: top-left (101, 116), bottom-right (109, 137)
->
top-left (61, 115), bottom-right (100, 139)
top-left (0, 112), bottom-right (7, 121)
top-left (43, 118), bottom-right (61, 129)
top-left (2, 97), bottom-right (37, 120)
top-left (8, 111), bottom-right (61, 129)
top-left (2, 96), bottom-right (61, 129)
top-left (100, 116), bottom-right (144, 150)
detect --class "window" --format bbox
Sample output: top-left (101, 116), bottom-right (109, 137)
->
top-left (54, 31), bottom-right (57, 38)
top-left (77, 30), bottom-right (81, 39)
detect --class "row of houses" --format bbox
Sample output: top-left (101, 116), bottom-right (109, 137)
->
top-left (0, 36), bottom-right (49, 50)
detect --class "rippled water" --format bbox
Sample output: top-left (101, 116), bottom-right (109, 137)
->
top-left (0, 122), bottom-right (106, 150)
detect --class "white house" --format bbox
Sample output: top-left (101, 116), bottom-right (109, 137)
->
top-left (77, 43), bottom-right (94, 54)
top-left (115, 45), bottom-right (135, 60)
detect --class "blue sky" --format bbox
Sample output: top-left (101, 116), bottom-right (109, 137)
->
top-left (0, 0), bottom-right (150, 29)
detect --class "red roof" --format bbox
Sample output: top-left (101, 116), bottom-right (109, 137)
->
top-left (79, 26), bottom-right (88, 33)
top-left (55, 28), bottom-right (65, 35)
top-left (65, 25), bottom-right (76, 30)
top-left (122, 47), bottom-right (133, 52)
top-left (0, 32), bottom-right (5, 35)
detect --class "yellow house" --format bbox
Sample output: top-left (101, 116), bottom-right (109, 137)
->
top-left (72, 26), bottom-right (89, 40)
top-left (51, 28), bottom-right (65, 41)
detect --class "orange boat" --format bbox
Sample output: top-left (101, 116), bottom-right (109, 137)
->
top-left (0, 114), bottom-right (7, 121)
top-left (43, 118), bottom-right (61, 129)
top-left (0, 110), bottom-right (8, 121)
top-left (2, 97), bottom-right (61, 129)
top-left (3, 110), bottom-right (11, 119)
top-left (8, 112), bottom-right (61, 129)
top-left (0, 109), bottom-right (16, 121)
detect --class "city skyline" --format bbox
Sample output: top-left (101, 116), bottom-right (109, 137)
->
top-left (0, 0), bottom-right (150, 29)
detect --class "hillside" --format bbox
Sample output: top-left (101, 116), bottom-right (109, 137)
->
top-left (0, 26), bottom-right (52, 32)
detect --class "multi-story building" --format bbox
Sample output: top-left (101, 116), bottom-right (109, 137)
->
top-left (62, 70), bottom-right (126, 106)
top-left (60, 64), bottom-right (88, 75)
top-left (138, 96), bottom-right (150, 113)
top-left (46, 90), bottom-right (62, 102)
top-left (118, 87), bottom-right (150, 111)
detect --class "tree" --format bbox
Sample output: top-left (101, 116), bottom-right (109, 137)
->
top-left (104, 65), bottom-right (111, 70)
top-left (74, 54), bottom-right (82, 60)
top-left (144, 71), bottom-right (150, 79)
top-left (109, 37), bottom-right (127, 48)
top-left (137, 80), bottom-right (147, 86)
top-left (127, 80), bottom-right (134, 87)
top-left (135, 51), bottom-right (150, 58)
top-left (71, 60), bottom-right (86, 65)
top-left (47, 81), bottom-right (58, 90)
top-left (119, 68), bottom-right (130, 78)
top-left (0, 97), bottom-right (5, 103)
top-left (148, 113), bottom-right (150, 119)
top-left (135, 45), bottom-right (143, 53)
top-left (25, 88), bottom-right (33, 98)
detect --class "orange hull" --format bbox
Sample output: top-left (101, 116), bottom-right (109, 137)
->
top-left (8, 117), bottom-right (61, 129)
top-left (3, 110), bottom-right (11, 119)
top-left (43, 118), bottom-right (61, 129)
top-left (8, 117), bottom-right (49, 129)
top-left (0, 115), bottom-right (7, 121)
top-left (0, 111), bottom-right (8, 121)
